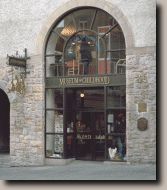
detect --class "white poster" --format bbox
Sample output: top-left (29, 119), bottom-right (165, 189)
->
top-left (108, 114), bottom-right (114, 123)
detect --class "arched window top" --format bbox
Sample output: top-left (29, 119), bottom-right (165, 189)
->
top-left (45, 7), bottom-right (125, 77)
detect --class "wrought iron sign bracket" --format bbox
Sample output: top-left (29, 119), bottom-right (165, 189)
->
top-left (6, 48), bottom-right (30, 77)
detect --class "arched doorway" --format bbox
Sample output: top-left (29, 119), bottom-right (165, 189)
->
top-left (45, 7), bottom-right (126, 161)
top-left (0, 89), bottom-right (10, 153)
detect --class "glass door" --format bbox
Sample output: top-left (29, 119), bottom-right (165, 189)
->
top-left (65, 87), bottom-right (105, 160)
top-left (75, 111), bottom-right (93, 160)
top-left (93, 112), bottom-right (105, 161)
top-left (75, 111), bottom-right (105, 161)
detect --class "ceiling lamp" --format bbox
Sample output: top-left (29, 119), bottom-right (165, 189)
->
top-left (61, 24), bottom-right (76, 37)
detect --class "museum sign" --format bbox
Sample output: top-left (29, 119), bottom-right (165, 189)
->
top-left (46, 75), bottom-right (126, 88)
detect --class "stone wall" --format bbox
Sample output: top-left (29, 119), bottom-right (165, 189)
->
top-left (16, 55), bottom-right (45, 166)
top-left (126, 47), bottom-right (156, 163)
top-left (0, 55), bottom-right (45, 166)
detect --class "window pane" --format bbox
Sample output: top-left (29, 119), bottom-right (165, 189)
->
top-left (53, 14), bottom-right (76, 38)
top-left (120, 86), bottom-right (126, 107)
top-left (106, 109), bottom-right (126, 160)
top-left (46, 134), bottom-right (64, 158)
top-left (46, 110), bottom-right (63, 133)
top-left (46, 54), bottom-right (63, 77)
top-left (46, 32), bottom-right (60, 55)
top-left (76, 88), bottom-right (104, 110)
top-left (93, 10), bottom-right (114, 32)
top-left (73, 8), bottom-right (96, 30)
top-left (107, 86), bottom-right (121, 107)
top-left (46, 89), bottom-right (63, 109)
top-left (64, 31), bottom-right (97, 76)
top-left (107, 109), bottom-right (125, 133)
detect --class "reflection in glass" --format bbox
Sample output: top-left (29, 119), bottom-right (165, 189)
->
top-left (45, 54), bottom-right (63, 77)
top-left (46, 134), bottom-right (64, 158)
top-left (64, 31), bottom-right (97, 76)
top-left (93, 9), bottom-right (114, 32)
top-left (107, 86), bottom-right (121, 107)
top-left (73, 9), bottom-right (96, 30)
top-left (46, 111), bottom-right (63, 133)
top-left (46, 89), bottom-right (63, 109)
top-left (106, 109), bottom-right (126, 160)
top-left (53, 13), bottom-right (77, 38)
top-left (45, 7), bottom-right (126, 77)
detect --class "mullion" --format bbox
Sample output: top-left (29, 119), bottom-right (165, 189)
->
top-left (90, 9), bottom-right (97, 30)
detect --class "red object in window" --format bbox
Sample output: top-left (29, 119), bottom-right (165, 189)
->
top-left (98, 60), bottom-right (111, 74)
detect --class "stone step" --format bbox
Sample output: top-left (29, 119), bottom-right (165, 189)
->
top-left (0, 154), bottom-right (10, 167)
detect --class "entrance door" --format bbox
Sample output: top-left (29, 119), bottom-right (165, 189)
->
top-left (65, 87), bottom-right (105, 161)
top-left (0, 89), bottom-right (10, 153)
top-left (75, 111), bottom-right (105, 161)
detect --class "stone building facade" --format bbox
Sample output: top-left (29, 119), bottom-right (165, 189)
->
top-left (0, 0), bottom-right (156, 166)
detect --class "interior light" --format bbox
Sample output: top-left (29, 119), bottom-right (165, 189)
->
top-left (80, 93), bottom-right (85, 98)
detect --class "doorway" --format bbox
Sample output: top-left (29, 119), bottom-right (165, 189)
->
top-left (65, 86), bottom-right (126, 161)
top-left (0, 89), bottom-right (10, 153)
top-left (65, 87), bottom-right (105, 161)
top-left (75, 111), bottom-right (105, 160)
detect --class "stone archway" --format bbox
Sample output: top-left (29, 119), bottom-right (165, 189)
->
top-left (34, 0), bottom-right (137, 164)
top-left (0, 88), bottom-right (10, 153)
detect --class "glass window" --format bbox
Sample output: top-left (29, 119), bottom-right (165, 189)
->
top-left (73, 8), bottom-right (97, 30)
top-left (75, 88), bottom-right (104, 110)
top-left (46, 89), bottom-right (63, 109)
top-left (106, 109), bottom-right (126, 160)
top-left (53, 13), bottom-right (77, 39)
top-left (45, 54), bottom-right (63, 77)
top-left (92, 10), bottom-right (114, 32)
top-left (46, 110), bottom-right (63, 133)
top-left (64, 31), bottom-right (97, 76)
top-left (45, 7), bottom-right (126, 161)
top-left (107, 86), bottom-right (126, 108)
top-left (46, 134), bottom-right (64, 158)
top-left (45, 7), bottom-right (126, 77)
top-left (107, 86), bottom-right (121, 108)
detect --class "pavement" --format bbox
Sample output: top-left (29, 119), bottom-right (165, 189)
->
top-left (0, 160), bottom-right (156, 181)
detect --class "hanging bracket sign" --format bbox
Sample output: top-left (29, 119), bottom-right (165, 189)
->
top-left (6, 48), bottom-right (30, 76)
top-left (8, 56), bottom-right (26, 67)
